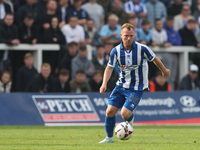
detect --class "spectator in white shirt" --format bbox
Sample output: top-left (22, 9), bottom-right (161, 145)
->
top-left (152, 19), bottom-right (171, 47)
top-left (60, 15), bottom-right (85, 44)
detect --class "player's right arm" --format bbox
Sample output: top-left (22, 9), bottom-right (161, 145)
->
top-left (100, 47), bottom-right (117, 94)
top-left (100, 66), bottom-right (114, 94)
top-left (153, 56), bottom-right (170, 78)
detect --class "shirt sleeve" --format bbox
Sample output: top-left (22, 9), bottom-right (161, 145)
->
top-left (107, 48), bottom-right (117, 68)
top-left (99, 25), bottom-right (107, 37)
top-left (142, 45), bottom-right (156, 62)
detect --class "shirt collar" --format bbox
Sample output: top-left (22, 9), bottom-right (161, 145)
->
top-left (120, 40), bottom-right (136, 50)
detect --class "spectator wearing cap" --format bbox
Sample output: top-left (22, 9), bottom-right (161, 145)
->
top-left (179, 64), bottom-right (200, 91)
top-left (66, 0), bottom-right (89, 26)
top-left (54, 69), bottom-right (71, 93)
top-left (99, 14), bottom-right (121, 46)
top-left (60, 15), bottom-right (85, 44)
top-left (60, 41), bottom-right (78, 75)
top-left (71, 44), bottom-right (95, 80)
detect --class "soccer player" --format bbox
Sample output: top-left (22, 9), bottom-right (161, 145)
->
top-left (99, 23), bottom-right (170, 143)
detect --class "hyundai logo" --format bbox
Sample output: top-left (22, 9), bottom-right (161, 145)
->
top-left (179, 96), bottom-right (196, 107)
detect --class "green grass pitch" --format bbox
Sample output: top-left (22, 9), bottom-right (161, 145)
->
top-left (0, 126), bottom-right (199, 150)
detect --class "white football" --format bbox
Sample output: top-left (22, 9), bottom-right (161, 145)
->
top-left (115, 122), bottom-right (133, 140)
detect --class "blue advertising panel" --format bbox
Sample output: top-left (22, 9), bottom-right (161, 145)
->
top-left (135, 91), bottom-right (200, 125)
top-left (0, 91), bottom-right (200, 125)
top-left (0, 93), bottom-right (43, 125)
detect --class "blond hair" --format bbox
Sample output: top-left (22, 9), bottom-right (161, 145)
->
top-left (121, 23), bottom-right (135, 31)
top-left (41, 63), bottom-right (51, 68)
top-left (24, 53), bottom-right (33, 59)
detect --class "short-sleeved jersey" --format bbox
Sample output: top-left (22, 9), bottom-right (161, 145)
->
top-left (108, 41), bottom-right (156, 91)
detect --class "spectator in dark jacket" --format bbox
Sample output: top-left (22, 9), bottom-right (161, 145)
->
top-left (66, 0), bottom-right (89, 26)
top-left (42, 16), bottom-right (65, 44)
top-left (54, 69), bottom-right (70, 92)
top-left (57, 0), bottom-right (70, 22)
top-left (92, 44), bottom-right (107, 73)
top-left (179, 19), bottom-right (200, 47)
top-left (180, 64), bottom-right (200, 91)
top-left (0, 0), bottom-right (12, 20)
top-left (41, 0), bottom-right (61, 30)
top-left (89, 70), bottom-right (103, 92)
top-left (0, 13), bottom-right (20, 74)
top-left (167, 0), bottom-right (183, 17)
top-left (38, 0), bottom-right (61, 42)
top-left (42, 16), bottom-right (66, 75)
top-left (37, 0), bottom-right (48, 17)
top-left (107, 0), bottom-right (129, 26)
top-left (26, 63), bottom-right (55, 93)
top-left (16, 53), bottom-right (38, 91)
top-left (16, 0), bottom-right (40, 24)
top-left (60, 41), bottom-right (78, 75)
top-left (18, 14), bottom-right (38, 44)
top-left (0, 13), bottom-right (20, 45)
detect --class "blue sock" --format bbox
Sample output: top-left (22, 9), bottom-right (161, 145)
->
top-left (126, 113), bottom-right (134, 121)
top-left (105, 116), bottom-right (115, 138)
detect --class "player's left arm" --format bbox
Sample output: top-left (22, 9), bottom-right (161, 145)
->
top-left (153, 56), bottom-right (170, 78)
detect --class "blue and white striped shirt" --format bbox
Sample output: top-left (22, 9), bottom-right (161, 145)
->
top-left (108, 41), bottom-right (155, 91)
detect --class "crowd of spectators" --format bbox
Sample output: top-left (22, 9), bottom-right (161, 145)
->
top-left (0, 0), bottom-right (200, 93)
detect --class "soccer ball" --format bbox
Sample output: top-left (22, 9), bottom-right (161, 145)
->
top-left (115, 122), bottom-right (133, 140)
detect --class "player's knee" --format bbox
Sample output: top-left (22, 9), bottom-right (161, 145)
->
top-left (106, 109), bottom-right (116, 117)
top-left (121, 112), bottom-right (130, 120)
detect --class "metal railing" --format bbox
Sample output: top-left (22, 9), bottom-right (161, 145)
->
top-left (0, 44), bottom-right (199, 81)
